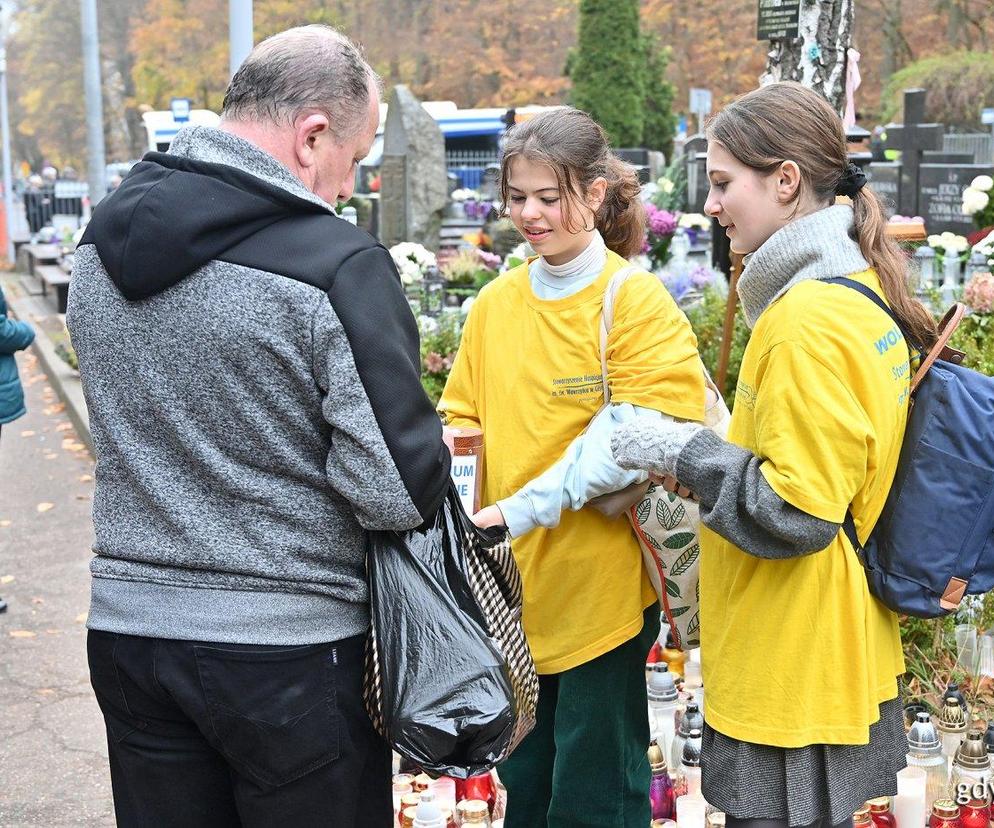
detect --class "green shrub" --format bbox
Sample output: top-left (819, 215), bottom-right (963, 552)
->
top-left (684, 287), bottom-right (750, 408)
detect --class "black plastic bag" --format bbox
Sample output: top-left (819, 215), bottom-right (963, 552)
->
top-left (363, 482), bottom-right (538, 778)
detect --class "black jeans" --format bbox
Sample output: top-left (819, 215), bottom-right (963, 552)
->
top-left (87, 629), bottom-right (391, 828)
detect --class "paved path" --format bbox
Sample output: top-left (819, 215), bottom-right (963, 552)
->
top-left (0, 349), bottom-right (114, 826)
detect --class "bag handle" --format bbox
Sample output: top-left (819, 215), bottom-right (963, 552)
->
top-left (599, 264), bottom-right (725, 408)
top-left (598, 265), bottom-right (640, 403)
top-left (910, 303), bottom-right (967, 394)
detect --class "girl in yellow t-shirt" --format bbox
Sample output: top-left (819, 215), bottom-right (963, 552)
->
top-left (438, 108), bottom-right (706, 827)
top-left (612, 82), bottom-right (939, 828)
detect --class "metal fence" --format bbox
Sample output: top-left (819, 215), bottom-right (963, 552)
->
top-left (446, 150), bottom-right (500, 191)
top-left (943, 134), bottom-right (994, 164)
top-left (23, 182), bottom-right (89, 234)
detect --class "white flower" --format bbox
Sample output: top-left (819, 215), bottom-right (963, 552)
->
top-left (450, 188), bottom-right (480, 202)
top-left (962, 187), bottom-right (990, 216)
top-left (927, 234), bottom-right (943, 248)
top-left (678, 212), bottom-right (710, 231)
top-left (389, 241), bottom-right (436, 282)
top-left (938, 231), bottom-right (970, 253)
top-left (656, 177), bottom-right (675, 194)
top-left (969, 175), bottom-right (994, 193)
top-left (460, 296), bottom-right (475, 315)
top-left (418, 315), bottom-right (439, 335)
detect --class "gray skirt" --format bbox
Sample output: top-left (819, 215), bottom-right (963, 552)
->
top-left (700, 697), bottom-right (906, 827)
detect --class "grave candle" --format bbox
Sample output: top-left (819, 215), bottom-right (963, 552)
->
top-left (448, 427), bottom-right (484, 515)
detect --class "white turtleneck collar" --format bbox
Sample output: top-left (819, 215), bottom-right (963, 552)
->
top-left (529, 232), bottom-right (608, 299)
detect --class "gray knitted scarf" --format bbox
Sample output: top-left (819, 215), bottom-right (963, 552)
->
top-left (736, 204), bottom-right (870, 328)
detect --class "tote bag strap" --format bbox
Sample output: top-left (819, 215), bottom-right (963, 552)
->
top-left (598, 265), bottom-right (640, 402)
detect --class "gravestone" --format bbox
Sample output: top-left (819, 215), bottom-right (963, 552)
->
top-left (918, 162), bottom-right (994, 235)
top-left (868, 162), bottom-right (901, 215)
top-left (683, 135), bottom-right (709, 213)
top-left (616, 148), bottom-right (651, 184)
top-left (922, 151), bottom-right (974, 165)
top-left (379, 85), bottom-right (448, 250)
top-left (884, 88), bottom-right (945, 218)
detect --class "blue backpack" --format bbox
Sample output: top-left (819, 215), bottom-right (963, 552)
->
top-left (825, 277), bottom-right (994, 618)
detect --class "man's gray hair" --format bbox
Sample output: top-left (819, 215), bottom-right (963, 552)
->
top-left (221, 25), bottom-right (381, 141)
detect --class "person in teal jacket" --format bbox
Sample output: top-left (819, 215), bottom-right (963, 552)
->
top-left (0, 282), bottom-right (34, 429)
top-left (0, 281), bottom-right (33, 613)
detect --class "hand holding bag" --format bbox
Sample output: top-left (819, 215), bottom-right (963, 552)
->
top-left (363, 482), bottom-right (539, 777)
top-left (593, 265), bottom-right (730, 649)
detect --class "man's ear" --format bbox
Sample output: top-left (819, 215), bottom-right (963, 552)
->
top-left (776, 160), bottom-right (802, 202)
top-left (294, 112), bottom-right (332, 170)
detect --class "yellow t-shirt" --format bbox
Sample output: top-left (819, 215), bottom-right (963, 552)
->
top-left (701, 269), bottom-right (908, 747)
top-left (439, 250), bottom-right (706, 673)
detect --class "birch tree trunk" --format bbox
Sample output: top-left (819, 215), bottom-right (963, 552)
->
top-left (760, 0), bottom-right (855, 115)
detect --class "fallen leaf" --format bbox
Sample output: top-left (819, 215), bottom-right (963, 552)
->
top-left (64, 442), bottom-right (87, 453)
top-left (43, 404), bottom-right (65, 416)
top-left (0, 520), bottom-right (10, 528)
top-left (44, 629), bottom-right (61, 635)
top-left (43, 453), bottom-right (57, 460)
top-left (9, 630), bottom-right (36, 638)
top-left (20, 430), bottom-right (36, 437)
top-left (75, 612), bottom-right (88, 624)
top-left (55, 422), bottom-right (72, 432)
top-left (31, 597), bottom-right (43, 605)
top-left (0, 575), bottom-right (13, 584)
top-left (37, 688), bottom-right (56, 696)
top-left (75, 494), bottom-right (90, 501)
top-left (78, 474), bottom-right (93, 483)
top-left (36, 502), bottom-right (54, 513)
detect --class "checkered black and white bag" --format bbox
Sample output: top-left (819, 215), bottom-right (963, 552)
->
top-left (363, 483), bottom-right (538, 778)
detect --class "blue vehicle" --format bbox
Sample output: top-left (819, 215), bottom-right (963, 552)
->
top-left (357, 103), bottom-right (560, 193)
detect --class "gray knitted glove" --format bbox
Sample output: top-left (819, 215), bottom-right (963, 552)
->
top-left (611, 418), bottom-right (704, 479)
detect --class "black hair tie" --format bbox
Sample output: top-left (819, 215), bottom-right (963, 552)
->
top-left (836, 162), bottom-right (867, 198)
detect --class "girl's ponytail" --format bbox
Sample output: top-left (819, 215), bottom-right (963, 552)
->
top-left (597, 155), bottom-right (646, 259)
top-left (851, 186), bottom-right (938, 350)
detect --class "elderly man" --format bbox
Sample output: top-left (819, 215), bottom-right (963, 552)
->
top-left (67, 26), bottom-right (450, 827)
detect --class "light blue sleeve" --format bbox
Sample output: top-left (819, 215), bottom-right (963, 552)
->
top-left (496, 403), bottom-right (665, 538)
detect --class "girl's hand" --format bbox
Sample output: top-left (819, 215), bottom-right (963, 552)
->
top-left (472, 504), bottom-right (506, 529)
top-left (649, 474), bottom-right (698, 502)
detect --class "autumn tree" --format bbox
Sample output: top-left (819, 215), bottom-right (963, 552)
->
top-left (569, 0), bottom-right (645, 147)
top-left (641, 0), bottom-right (766, 121)
top-left (880, 51), bottom-right (994, 129)
top-left (130, 0), bottom-right (228, 113)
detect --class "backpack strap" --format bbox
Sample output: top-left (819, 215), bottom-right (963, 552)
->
top-left (910, 303), bottom-right (967, 393)
top-left (821, 276), bottom-right (966, 392)
top-left (840, 511), bottom-right (867, 568)
top-left (821, 277), bottom-right (922, 360)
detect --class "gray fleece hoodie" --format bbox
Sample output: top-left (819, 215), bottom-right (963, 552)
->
top-left (66, 126), bottom-right (451, 645)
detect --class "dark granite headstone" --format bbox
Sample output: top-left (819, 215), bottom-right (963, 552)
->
top-left (682, 135), bottom-right (709, 213)
top-left (884, 89), bottom-right (945, 217)
top-left (921, 151), bottom-right (974, 165)
top-left (868, 162), bottom-right (902, 216)
top-left (918, 163), bottom-right (994, 234)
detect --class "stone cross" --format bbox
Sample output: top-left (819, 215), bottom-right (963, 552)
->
top-left (379, 85), bottom-right (449, 250)
top-left (884, 88), bottom-right (945, 217)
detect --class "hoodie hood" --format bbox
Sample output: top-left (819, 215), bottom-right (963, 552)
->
top-left (81, 151), bottom-right (332, 300)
